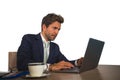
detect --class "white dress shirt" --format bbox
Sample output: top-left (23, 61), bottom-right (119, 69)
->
top-left (40, 33), bottom-right (50, 70)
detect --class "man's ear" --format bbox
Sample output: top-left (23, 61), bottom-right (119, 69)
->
top-left (42, 24), bottom-right (47, 31)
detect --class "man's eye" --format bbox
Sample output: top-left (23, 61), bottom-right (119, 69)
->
top-left (53, 27), bottom-right (57, 29)
top-left (53, 27), bottom-right (57, 30)
top-left (53, 27), bottom-right (60, 31)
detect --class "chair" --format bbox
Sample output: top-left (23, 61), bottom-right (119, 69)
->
top-left (8, 52), bottom-right (17, 72)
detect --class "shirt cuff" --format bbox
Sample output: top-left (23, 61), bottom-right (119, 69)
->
top-left (45, 63), bottom-right (50, 71)
top-left (75, 60), bottom-right (78, 66)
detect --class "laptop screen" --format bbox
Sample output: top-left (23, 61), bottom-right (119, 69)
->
top-left (79, 38), bottom-right (105, 73)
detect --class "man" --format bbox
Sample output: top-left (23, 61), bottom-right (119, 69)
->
top-left (17, 13), bottom-right (83, 71)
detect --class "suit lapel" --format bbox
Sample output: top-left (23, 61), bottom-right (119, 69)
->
top-left (47, 42), bottom-right (55, 63)
top-left (35, 33), bottom-right (44, 62)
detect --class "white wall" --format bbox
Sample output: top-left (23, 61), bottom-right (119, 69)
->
top-left (0, 0), bottom-right (120, 71)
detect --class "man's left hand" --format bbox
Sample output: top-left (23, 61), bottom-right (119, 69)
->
top-left (77, 57), bottom-right (84, 66)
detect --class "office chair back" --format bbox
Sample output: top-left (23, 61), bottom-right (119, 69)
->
top-left (8, 52), bottom-right (17, 72)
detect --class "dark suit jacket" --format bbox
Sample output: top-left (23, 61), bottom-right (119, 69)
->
top-left (17, 33), bottom-right (75, 71)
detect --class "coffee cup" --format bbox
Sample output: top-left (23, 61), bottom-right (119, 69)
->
top-left (28, 62), bottom-right (45, 77)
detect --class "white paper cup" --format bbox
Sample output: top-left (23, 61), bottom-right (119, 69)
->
top-left (28, 63), bottom-right (44, 77)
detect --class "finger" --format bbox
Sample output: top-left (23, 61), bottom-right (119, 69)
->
top-left (65, 64), bottom-right (74, 68)
top-left (64, 62), bottom-right (74, 67)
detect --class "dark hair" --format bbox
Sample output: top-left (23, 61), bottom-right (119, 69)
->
top-left (41, 13), bottom-right (64, 27)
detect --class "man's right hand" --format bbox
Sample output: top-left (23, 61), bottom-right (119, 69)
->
top-left (49, 61), bottom-right (74, 71)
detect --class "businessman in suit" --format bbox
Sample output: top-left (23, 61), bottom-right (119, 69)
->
top-left (17, 13), bottom-right (83, 71)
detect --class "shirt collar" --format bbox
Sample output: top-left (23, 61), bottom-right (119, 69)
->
top-left (40, 32), bottom-right (50, 43)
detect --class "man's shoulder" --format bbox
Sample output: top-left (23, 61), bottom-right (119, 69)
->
top-left (22, 33), bottom-right (40, 40)
top-left (23, 34), bottom-right (36, 37)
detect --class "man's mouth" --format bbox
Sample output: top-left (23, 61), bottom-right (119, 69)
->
top-left (51, 35), bottom-right (56, 37)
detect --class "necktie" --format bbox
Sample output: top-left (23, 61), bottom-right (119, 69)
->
top-left (43, 42), bottom-right (49, 64)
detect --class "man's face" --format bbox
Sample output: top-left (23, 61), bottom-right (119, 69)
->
top-left (42, 21), bottom-right (61, 41)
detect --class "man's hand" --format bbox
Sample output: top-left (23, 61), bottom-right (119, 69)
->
top-left (49, 61), bottom-right (74, 71)
top-left (77, 57), bottom-right (84, 66)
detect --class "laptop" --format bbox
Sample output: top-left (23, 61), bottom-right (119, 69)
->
top-left (53, 38), bottom-right (105, 73)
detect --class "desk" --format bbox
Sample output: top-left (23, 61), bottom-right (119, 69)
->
top-left (15, 65), bottom-right (120, 80)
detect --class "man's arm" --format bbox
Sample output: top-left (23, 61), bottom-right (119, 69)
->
top-left (17, 35), bottom-right (32, 71)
